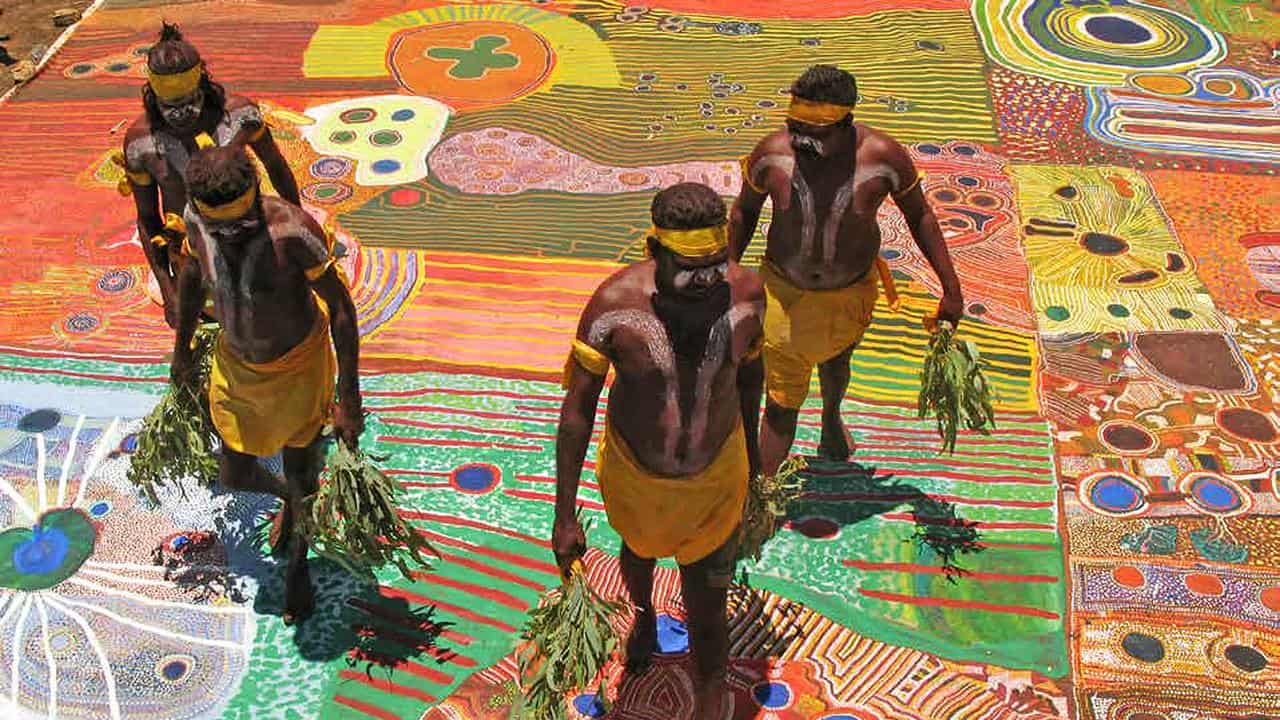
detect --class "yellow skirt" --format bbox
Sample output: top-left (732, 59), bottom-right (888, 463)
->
top-left (596, 420), bottom-right (748, 565)
top-left (761, 261), bottom-right (878, 409)
top-left (208, 309), bottom-right (336, 457)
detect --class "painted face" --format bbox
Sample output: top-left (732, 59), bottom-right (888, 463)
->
top-left (157, 87), bottom-right (205, 132)
top-left (205, 208), bottom-right (263, 244)
top-left (787, 118), bottom-right (850, 160)
top-left (657, 246), bottom-right (730, 300)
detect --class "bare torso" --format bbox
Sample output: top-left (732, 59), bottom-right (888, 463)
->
top-left (124, 96), bottom-right (266, 215)
top-left (589, 263), bottom-right (763, 476)
top-left (185, 198), bottom-right (327, 363)
top-left (751, 123), bottom-right (907, 290)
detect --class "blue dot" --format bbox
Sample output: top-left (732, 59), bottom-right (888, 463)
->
top-left (371, 159), bottom-right (401, 174)
top-left (954, 145), bottom-right (976, 155)
top-left (452, 464), bottom-right (498, 493)
top-left (917, 144), bottom-right (941, 155)
top-left (957, 176), bottom-right (979, 187)
top-left (752, 682), bottom-right (792, 709)
top-left (1194, 480), bottom-right (1238, 511)
top-left (656, 613), bottom-right (689, 653)
top-left (1092, 477), bottom-right (1141, 512)
top-left (1084, 15), bottom-right (1152, 44)
top-left (162, 660), bottom-right (189, 681)
top-left (89, 501), bottom-right (111, 518)
top-left (391, 109), bottom-right (415, 121)
top-left (880, 248), bottom-right (902, 260)
top-left (572, 693), bottom-right (606, 717)
top-left (13, 526), bottom-right (70, 575)
top-left (121, 434), bottom-right (139, 452)
top-left (1169, 307), bottom-right (1193, 320)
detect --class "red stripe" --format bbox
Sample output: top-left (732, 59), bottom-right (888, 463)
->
top-left (364, 385), bottom-right (562, 402)
top-left (797, 402), bottom-right (1042, 425)
top-left (400, 511), bottom-right (551, 549)
top-left (377, 435), bottom-right (542, 452)
top-left (838, 441), bottom-right (1047, 462)
top-left (401, 481), bottom-right (452, 489)
top-left (381, 416), bottom-right (556, 441)
top-left (409, 571), bottom-right (530, 612)
top-left (803, 491), bottom-right (1053, 509)
top-left (379, 586), bottom-right (517, 633)
top-left (843, 560), bottom-right (1058, 583)
top-left (385, 469), bottom-right (452, 478)
top-left (337, 670), bottom-right (437, 703)
top-left (881, 513), bottom-right (1055, 531)
top-left (978, 541), bottom-right (1058, 551)
top-left (515, 474), bottom-right (601, 492)
top-left (1124, 108), bottom-right (1280, 127)
top-left (1121, 123), bottom-right (1280, 144)
top-left (436, 551), bottom-right (548, 592)
top-left (504, 488), bottom-right (605, 512)
top-left (372, 403), bottom-right (556, 427)
top-left (803, 466), bottom-right (1052, 486)
top-left (858, 589), bottom-right (1060, 619)
top-left (332, 694), bottom-right (401, 720)
top-left (0, 364), bottom-right (166, 384)
top-left (417, 528), bottom-right (558, 576)
top-left (346, 596), bottom-right (474, 645)
top-left (827, 453), bottom-right (1053, 478)
top-left (856, 428), bottom-right (1048, 448)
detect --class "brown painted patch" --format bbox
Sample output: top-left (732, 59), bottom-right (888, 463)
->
top-left (1217, 407), bottom-right (1279, 443)
top-left (1101, 421), bottom-right (1157, 453)
top-left (1133, 332), bottom-right (1250, 392)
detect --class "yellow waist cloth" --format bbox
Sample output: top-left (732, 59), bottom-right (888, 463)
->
top-left (208, 309), bottom-right (336, 457)
top-left (596, 419), bottom-right (748, 565)
top-left (761, 261), bottom-right (879, 409)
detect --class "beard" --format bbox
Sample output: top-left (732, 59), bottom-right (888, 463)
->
top-left (651, 281), bottom-right (732, 363)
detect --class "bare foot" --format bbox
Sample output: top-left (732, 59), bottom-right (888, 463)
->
top-left (624, 607), bottom-right (657, 675)
top-left (282, 552), bottom-right (314, 626)
top-left (692, 675), bottom-right (729, 720)
top-left (818, 413), bottom-right (855, 461)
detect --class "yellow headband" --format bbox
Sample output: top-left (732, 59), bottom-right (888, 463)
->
top-left (786, 97), bottom-right (853, 126)
top-left (147, 64), bottom-right (202, 101)
top-left (650, 223), bottom-right (728, 257)
top-left (193, 185), bottom-right (257, 221)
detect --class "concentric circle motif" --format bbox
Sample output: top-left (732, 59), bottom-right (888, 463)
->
top-left (155, 654), bottom-right (197, 684)
top-left (338, 108), bottom-right (377, 124)
top-left (369, 129), bottom-right (403, 147)
top-left (309, 156), bottom-right (352, 179)
top-left (1215, 407), bottom-right (1279, 444)
top-left (973, 0), bottom-right (1225, 86)
top-left (449, 463), bottom-right (500, 494)
top-left (1178, 471), bottom-right (1252, 518)
top-left (1097, 420), bottom-right (1158, 455)
top-left (1078, 470), bottom-right (1149, 518)
top-left (750, 681), bottom-right (794, 710)
top-left (96, 268), bottom-right (135, 294)
top-left (388, 21), bottom-right (554, 108)
top-left (301, 182), bottom-right (353, 205)
top-left (63, 312), bottom-right (100, 334)
top-left (88, 500), bottom-right (113, 519)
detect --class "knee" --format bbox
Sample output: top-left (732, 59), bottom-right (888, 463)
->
top-left (763, 402), bottom-right (800, 427)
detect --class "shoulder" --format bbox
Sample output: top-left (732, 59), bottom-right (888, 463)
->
top-left (265, 198), bottom-right (325, 250)
top-left (123, 119), bottom-right (159, 163)
top-left (746, 130), bottom-right (792, 163)
top-left (728, 262), bottom-right (764, 305)
top-left (857, 123), bottom-right (911, 164)
top-left (578, 263), bottom-right (651, 331)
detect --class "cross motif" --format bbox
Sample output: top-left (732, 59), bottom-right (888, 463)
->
top-left (426, 36), bottom-right (519, 79)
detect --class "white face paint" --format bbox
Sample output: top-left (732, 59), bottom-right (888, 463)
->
top-left (673, 261), bottom-right (728, 292)
top-left (158, 88), bottom-right (204, 132)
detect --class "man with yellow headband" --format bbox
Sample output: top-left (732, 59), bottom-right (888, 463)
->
top-left (554, 183), bottom-right (765, 719)
top-left (121, 23), bottom-right (299, 328)
top-left (169, 145), bottom-right (361, 625)
top-left (730, 64), bottom-right (964, 476)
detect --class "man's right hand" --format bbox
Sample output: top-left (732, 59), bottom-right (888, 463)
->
top-left (551, 515), bottom-right (586, 578)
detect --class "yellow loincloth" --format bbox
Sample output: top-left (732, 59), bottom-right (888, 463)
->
top-left (761, 261), bottom-right (878, 410)
top-left (208, 308), bottom-right (336, 457)
top-left (596, 419), bottom-right (748, 565)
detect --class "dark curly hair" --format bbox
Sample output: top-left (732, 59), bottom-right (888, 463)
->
top-left (650, 182), bottom-right (727, 230)
top-left (142, 23), bottom-right (226, 130)
top-left (791, 64), bottom-right (858, 112)
top-left (185, 145), bottom-right (257, 207)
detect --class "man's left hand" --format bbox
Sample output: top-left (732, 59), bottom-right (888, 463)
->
top-left (937, 289), bottom-right (964, 328)
top-left (333, 399), bottom-right (364, 450)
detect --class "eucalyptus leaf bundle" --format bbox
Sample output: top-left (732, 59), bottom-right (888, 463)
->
top-left (918, 320), bottom-right (996, 454)
top-left (738, 456), bottom-right (808, 563)
top-left (126, 325), bottom-right (220, 504)
top-left (511, 545), bottom-right (627, 719)
top-left (298, 439), bottom-right (438, 579)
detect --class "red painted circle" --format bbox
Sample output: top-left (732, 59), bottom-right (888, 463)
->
top-left (1260, 587), bottom-right (1280, 612)
top-left (1112, 566), bottom-right (1145, 588)
top-left (788, 517), bottom-right (839, 540)
top-left (1185, 573), bottom-right (1224, 597)
top-left (388, 188), bottom-right (424, 206)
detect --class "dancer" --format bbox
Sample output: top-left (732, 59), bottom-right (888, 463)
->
top-left (731, 64), bottom-right (964, 476)
top-left (554, 183), bottom-right (765, 719)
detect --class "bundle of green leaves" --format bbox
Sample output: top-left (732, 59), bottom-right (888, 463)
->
top-left (127, 325), bottom-right (220, 504)
top-left (738, 456), bottom-right (807, 563)
top-left (298, 439), bottom-right (438, 579)
top-left (917, 320), bottom-right (996, 454)
top-left (511, 523), bottom-right (627, 720)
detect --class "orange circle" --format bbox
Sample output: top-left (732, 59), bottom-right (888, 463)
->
top-left (388, 21), bottom-right (553, 109)
top-left (1132, 73), bottom-right (1193, 96)
top-left (1261, 587), bottom-right (1280, 612)
top-left (1203, 78), bottom-right (1235, 96)
top-left (1185, 573), bottom-right (1224, 597)
top-left (1113, 566), bottom-right (1145, 588)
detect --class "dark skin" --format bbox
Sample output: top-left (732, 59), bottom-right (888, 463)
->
top-left (554, 240), bottom-right (764, 720)
top-left (126, 91), bottom-right (300, 328)
top-left (730, 115), bottom-right (964, 476)
top-left (171, 195), bottom-right (360, 624)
